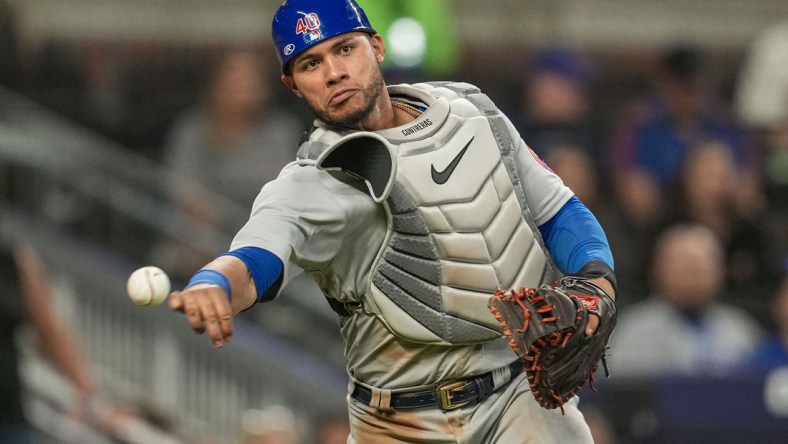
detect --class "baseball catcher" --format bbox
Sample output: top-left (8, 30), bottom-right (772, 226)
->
top-left (170, 0), bottom-right (620, 441)
top-left (488, 276), bottom-right (616, 411)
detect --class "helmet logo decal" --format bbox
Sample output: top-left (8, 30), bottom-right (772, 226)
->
top-left (295, 12), bottom-right (322, 44)
top-left (273, 0), bottom-right (373, 72)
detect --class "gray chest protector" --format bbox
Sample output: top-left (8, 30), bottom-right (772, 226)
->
top-left (298, 82), bottom-right (558, 346)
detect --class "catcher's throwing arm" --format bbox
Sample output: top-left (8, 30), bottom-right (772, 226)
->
top-left (488, 276), bottom-right (616, 411)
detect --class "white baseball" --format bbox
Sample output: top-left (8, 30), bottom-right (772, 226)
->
top-left (127, 266), bottom-right (171, 307)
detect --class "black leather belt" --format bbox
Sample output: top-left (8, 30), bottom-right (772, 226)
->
top-left (351, 360), bottom-right (524, 411)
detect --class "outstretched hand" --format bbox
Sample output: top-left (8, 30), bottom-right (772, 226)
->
top-left (168, 284), bottom-right (234, 348)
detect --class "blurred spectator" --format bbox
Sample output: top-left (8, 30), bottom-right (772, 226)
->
top-left (0, 0), bottom-right (21, 89)
top-left (0, 240), bottom-right (134, 443)
top-left (514, 46), bottom-right (606, 172)
top-left (164, 47), bottom-right (303, 226)
top-left (749, 273), bottom-right (788, 370)
top-left (665, 139), bottom-right (780, 322)
top-left (736, 20), bottom-right (788, 138)
top-left (76, 42), bottom-right (127, 143)
top-left (623, 44), bottom-right (754, 187)
top-left (156, 47), bottom-right (304, 281)
top-left (735, 19), bottom-right (788, 279)
top-left (610, 223), bottom-right (763, 378)
top-left (19, 39), bottom-right (206, 156)
top-left (609, 44), bottom-right (754, 232)
top-left (117, 42), bottom-right (211, 155)
top-left (1, 146), bottom-right (174, 444)
top-left (544, 144), bottom-right (650, 300)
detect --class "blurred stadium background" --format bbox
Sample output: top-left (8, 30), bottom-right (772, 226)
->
top-left (1, 1), bottom-right (787, 443)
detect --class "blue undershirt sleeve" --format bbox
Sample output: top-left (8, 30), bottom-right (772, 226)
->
top-left (537, 196), bottom-right (614, 275)
top-left (220, 247), bottom-right (284, 303)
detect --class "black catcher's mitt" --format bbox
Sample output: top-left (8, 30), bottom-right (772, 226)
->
top-left (488, 276), bottom-right (616, 411)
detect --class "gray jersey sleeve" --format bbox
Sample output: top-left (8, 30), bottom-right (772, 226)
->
top-left (230, 162), bottom-right (348, 286)
top-left (230, 160), bottom-right (383, 300)
top-left (505, 116), bottom-right (574, 225)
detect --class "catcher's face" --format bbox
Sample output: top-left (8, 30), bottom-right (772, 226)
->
top-left (282, 32), bottom-right (387, 130)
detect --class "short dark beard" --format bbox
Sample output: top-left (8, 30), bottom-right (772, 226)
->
top-left (305, 66), bottom-right (385, 129)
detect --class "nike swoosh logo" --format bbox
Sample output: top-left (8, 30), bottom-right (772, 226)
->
top-left (431, 137), bottom-right (474, 185)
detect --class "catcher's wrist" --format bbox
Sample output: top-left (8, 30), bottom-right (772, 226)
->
top-left (186, 269), bottom-right (233, 302)
top-left (576, 259), bottom-right (618, 298)
top-left (589, 277), bottom-right (616, 300)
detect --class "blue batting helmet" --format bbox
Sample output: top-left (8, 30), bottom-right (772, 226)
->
top-left (272, 0), bottom-right (376, 72)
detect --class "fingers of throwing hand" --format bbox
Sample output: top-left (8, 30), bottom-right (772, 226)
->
top-left (167, 291), bottom-right (185, 311)
top-left (183, 294), bottom-right (207, 334)
top-left (199, 294), bottom-right (233, 348)
top-left (171, 288), bottom-right (233, 348)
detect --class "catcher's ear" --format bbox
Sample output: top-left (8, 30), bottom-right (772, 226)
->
top-left (281, 74), bottom-right (301, 98)
top-left (370, 33), bottom-right (385, 64)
